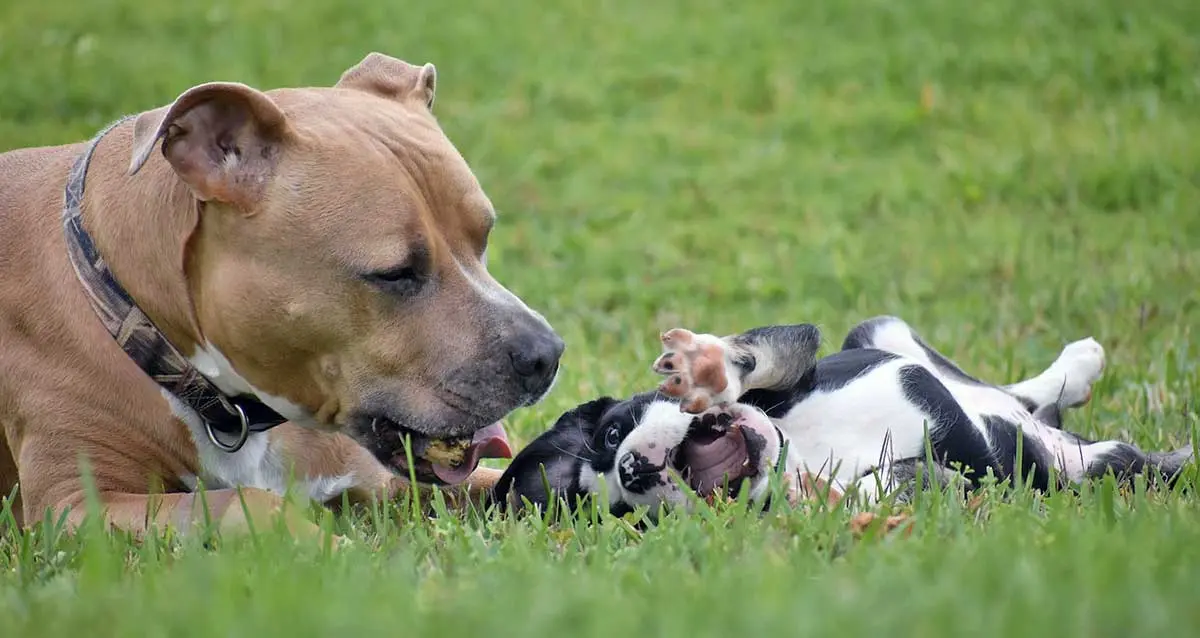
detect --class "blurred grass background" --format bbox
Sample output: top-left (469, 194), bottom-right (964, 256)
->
top-left (2, 0), bottom-right (1199, 635)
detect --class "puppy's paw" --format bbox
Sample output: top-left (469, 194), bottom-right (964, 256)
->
top-left (1054, 337), bottom-right (1106, 407)
top-left (653, 328), bottom-right (742, 413)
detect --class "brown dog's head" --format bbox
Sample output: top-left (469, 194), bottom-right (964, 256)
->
top-left (128, 52), bottom-right (563, 484)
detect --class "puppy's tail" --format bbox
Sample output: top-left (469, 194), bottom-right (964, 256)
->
top-left (1147, 445), bottom-right (1195, 487)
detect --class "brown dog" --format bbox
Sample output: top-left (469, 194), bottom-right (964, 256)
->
top-left (0, 52), bottom-right (564, 539)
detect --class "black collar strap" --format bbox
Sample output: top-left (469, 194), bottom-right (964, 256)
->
top-left (758, 425), bottom-right (789, 512)
top-left (772, 424), bottom-right (787, 477)
top-left (61, 116), bottom-right (288, 454)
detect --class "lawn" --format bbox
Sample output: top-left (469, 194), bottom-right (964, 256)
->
top-left (3, 0), bottom-right (1200, 635)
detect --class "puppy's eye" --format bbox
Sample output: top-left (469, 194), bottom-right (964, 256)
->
top-left (604, 426), bottom-right (622, 450)
top-left (364, 265), bottom-right (423, 295)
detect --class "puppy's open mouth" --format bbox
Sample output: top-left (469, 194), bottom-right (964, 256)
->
top-left (672, 412), bottom-right (766, 496)
top-left (373, 418), bottom-right (512, 485)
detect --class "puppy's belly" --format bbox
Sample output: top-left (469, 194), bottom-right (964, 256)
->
top-left (777, 363), bottom-right (930, 484)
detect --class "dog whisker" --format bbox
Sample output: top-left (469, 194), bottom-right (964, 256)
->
top-left (548, 440), bottom-right (590, 464)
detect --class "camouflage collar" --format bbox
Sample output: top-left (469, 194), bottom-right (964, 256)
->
top-left (61, 117), bottom-right (287, 453)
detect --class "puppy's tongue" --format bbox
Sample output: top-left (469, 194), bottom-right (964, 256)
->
top-left (431, 422), bottom-right (512, 485)
top-left (682, 427), bottom-right (750, 493)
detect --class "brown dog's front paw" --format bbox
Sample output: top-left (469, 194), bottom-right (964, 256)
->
top-left (652, 328), bottom-right (740, 413)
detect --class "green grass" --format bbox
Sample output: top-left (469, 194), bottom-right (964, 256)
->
top-left (4, 0), bottom-right (1200, 635)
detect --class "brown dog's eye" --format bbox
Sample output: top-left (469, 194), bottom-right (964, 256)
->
top-left (364, 265), bottom-right (424, 296)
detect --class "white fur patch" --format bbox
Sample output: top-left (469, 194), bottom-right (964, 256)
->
top-left (775, 359), bottom-right (929, 488)
top-left (578, 465), bottom-right (624, 508)
top-left (618, 401), bottom-right (692, 460)
top-left (162, 388), bottom-right (356, 502)
top-left (188, 342), bottom-right (314, 426)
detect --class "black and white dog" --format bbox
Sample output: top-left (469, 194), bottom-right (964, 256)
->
top-left (492, 316), bottom-right (1193, 516)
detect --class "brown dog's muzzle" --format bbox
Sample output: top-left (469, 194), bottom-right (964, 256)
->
top-left (350, 301), bottom-right (565, 487)
top-left (503, 313), bottom-right (566, 403)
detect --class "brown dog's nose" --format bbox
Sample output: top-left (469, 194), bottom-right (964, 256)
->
top-left (508, 330), bottom-right (565, 394)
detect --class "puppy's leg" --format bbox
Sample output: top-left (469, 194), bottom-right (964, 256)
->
top-left (841, 315), bottom-right (985, 384)
top-left (1049, 437), bottom-right (1194, 487)
top-left (15, 432), bottom-right (339, 544)
top-left (76, 487), bottom-right (335, 542)
top-left (652, 324), bottom-right (821, 413)
top-left (842, 315), bottom-right (1106, 415)
top-left (1004, 338), bottom-right (1106, 411)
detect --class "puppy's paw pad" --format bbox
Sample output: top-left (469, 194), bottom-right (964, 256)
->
top-left (653, 329), bottom-right (735, 413)
top-left (652, 351), bottom-right (685, 374)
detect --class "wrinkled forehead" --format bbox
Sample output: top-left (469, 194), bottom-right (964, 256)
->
top-left (264, 88), bottom-right (496, 264)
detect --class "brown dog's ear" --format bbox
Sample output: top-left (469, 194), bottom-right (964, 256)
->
top-left (335, 52), bottom-right (436, 111)
top-left (128, 82), bottom-right (290, 211)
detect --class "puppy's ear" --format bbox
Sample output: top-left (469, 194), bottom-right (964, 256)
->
top-left (335, 52), bottom-right (436, 111)
top-left (129, 82), bottom-right (290, 212)
top-left (490, 397), bottom-right (620, 513)
top-left (563, 396), bottom-right (619, 429)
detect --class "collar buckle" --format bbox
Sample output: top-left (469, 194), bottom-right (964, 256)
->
top-left (205, 402), bottom-right (251, 453)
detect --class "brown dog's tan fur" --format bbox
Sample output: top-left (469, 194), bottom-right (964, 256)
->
top-left (0, 52), bottom-right (554, 538)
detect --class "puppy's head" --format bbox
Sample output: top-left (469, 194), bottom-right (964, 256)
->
top-left (494, 393), bottom-right (784, 517)
top-left (128, 52), bottom-right (564, 484)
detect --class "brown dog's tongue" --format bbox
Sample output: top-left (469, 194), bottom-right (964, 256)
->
top-left (431, 422), bottom-right (512, 485)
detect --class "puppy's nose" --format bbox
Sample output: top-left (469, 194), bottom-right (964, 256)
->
top-left (508, 329), bottom-right (565, 393)
top-left (617, 451), bottom-right (664, 495)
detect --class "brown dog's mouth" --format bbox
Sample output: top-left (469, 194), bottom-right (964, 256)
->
top-left (672, 412), bottom-right (765, 496)
top-left (374, 418), bottom-right (513, 485)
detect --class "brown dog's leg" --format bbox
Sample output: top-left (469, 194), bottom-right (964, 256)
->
top-left (15, 427), bottom-right (337, 543)
top-left (57, 487), bottom-right (332, 542)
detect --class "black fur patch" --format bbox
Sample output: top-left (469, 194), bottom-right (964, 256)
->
top-left (981, 415), bottom-right (1053, 490)
top-left (741, 348), bottom-right (898, 418)
top-left (727, 324), bottom-right (822, 380)
top-left (842, 316), bottom-right (986, 386)
top-left (491, 396), bottom-right (615, 512)
top-left (1086, 443), bottom-right (1148, 481)
top-left (492, 393), bottom-right (662, 514)
top-left (898, 364), bottom-right (1003, 485)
